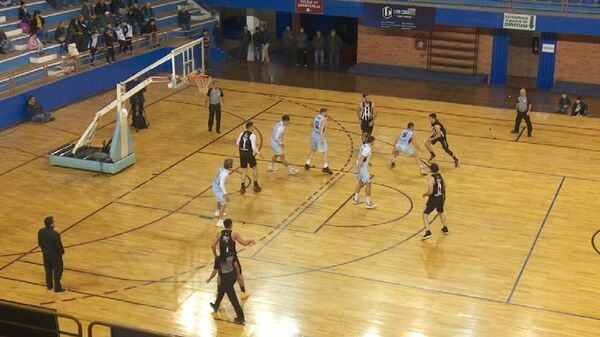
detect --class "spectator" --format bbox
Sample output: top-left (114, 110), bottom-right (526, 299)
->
top-left (282, 25), bottom-right (293, 65)
top-left (94, 0), bottom-right (108, 17)
top-left (115, 22), bottom-right (125, 53)
top-left (178, 6), bottom-right (191, 31)
top-left (54, 21), bottom-right (67, 53)
top-left (117, 7), bottom-right (128, 24)
top-left (0, 30), bottom-right (14, 54)
top-left (128, 2), bottom-right (141, 35)
top-left (31, 10), bottom-right (49, 43)
top-left (27, 96), bottom-right (54, 122)
top-left (295, 27), bottom-right (308, 67)
top-left (68, 17), bottom-right (84, 51)
top-left (313, 30), bottom-right (324, 68)
top-left (27, 31), bottom-right (44, 55)
top-left (213, 22), bottom-right (223, 49)
top-left (81, 0), bottom-right (91, 19)
top-left (252, 26), bottom-right (261, 62)
top-left (57, 42), bottom-right (78, 73)
top-left (124, 21), bottom-right (132, 55)
top-left (238, 25), bottom-right (251, 60)
top-left (141, 2), bottom-right (154, 24)
top-left (90, 14), bottom-right (103, 35)
top-left (109, 0), bottom-right (124, 14)
top-left (104, 23), bottom-right (115, 63)
top-left (88, 29), bottom-right (98, 66)
top-left (143, 19), bottom-right (159, 47)
top-left (78, 14), bottom-right (91, 52)
top-left (201, 28), bottom-right (210, 69)
top-left (19, 1), bottom-right (32, 31)
top-left (260, 24), bottom-right (271, 64)
top-left (555, 93), bottom-right (571, 114)
top-left (327, 29), bottom-right (342, 71)
top-left (571, 97), bottom-right (589, 117)
top-left (103, 11), bottom-right (115, 33)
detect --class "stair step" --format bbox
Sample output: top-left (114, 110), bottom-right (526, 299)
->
top-left (191, 13), bottom-right (210, 21)
top-left (429, 60), bottom-right (474, 69)
top-left (429, 66), bottom-right (476, 75)
top-left (430, 52), bottom-right (476, 61)
top-left (431, 35), bottom-right (477, 44)
top-left (14, 44), bottom-right (28, 51)
top-left (48, 68), bottom-right (68, 77)
top-left (5, 28), bottom-right (22, 38)
top-left (431, 44), bottom-right (477, 52)
top-left (0, 16), bottom-right (5, 23)
top-left (30, 53), bottom-right (57, 63)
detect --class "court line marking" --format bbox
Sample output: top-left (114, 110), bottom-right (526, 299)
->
top-left (313, 193), bottom-right (354, 233)
top-left (592, 229), bottom-right (600, 256)
top-left (506, 176), bottom-right (566, 303)
top-left (515, 126), bottom-right (526, 142)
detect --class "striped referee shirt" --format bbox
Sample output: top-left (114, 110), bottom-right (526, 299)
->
top-left (360, 101), bottom-right (374, 121)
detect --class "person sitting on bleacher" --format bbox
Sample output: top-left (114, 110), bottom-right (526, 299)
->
top-left (31, 10), bottom-right (50, 43)
top-left (19, 1), bottom-right (32, 29)
top-left (0, 30), bottom-right (14, 54)
top-left (81, 0), bottom-right (91, 19)
top-left (571, 97), bottom-right (590, 117)
top-left (178, 6), bottom-right (191, 31)
top-left (555, 93), bottom-right (571, 114)
top-left (143, 18), bottom-right (159, 47)
top-left (27, 31), bottom-right (44, 56)
top-left (27, 96), bottom-right (55, 123)
top-left (141, 2), bottom-right (155, 24)
top-left (54, 21), bottom-right (67, 53)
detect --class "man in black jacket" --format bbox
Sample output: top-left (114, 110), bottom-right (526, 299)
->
top-left (37, 216), bottom-right (66, 293)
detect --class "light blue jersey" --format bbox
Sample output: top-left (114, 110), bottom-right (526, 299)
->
top-left (271, 121), bottom-right (285, 155)
top-left (211, 167), bottom-right (229, 203)
top-left (395, 129), bottom-right (415, 156)
top-left (311, 114), bottom-right (328, 152)
top-left (357, 143), bottom-right (372, 183)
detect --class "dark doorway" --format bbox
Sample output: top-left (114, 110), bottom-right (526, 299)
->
top-left (507, 31), bottom-right (539, 89)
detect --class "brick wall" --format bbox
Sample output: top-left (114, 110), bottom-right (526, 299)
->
top-left (357, 25), bottom-right (428, 69)
top-left (357, 25), bottom-right (493, 76)
top-left (555, 35), bottom-right (600, 84)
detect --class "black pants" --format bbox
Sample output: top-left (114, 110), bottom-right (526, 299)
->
top-left (43, 254), bottom-right (63, 291)
top-left (89, 46), bottom-right (97, 64)
top-left (240, 44), bottom-right (249, 60)
top-left (208, 104), bottom-right (221, 132)
top-left (514, 111), bottom-right (532, 135)
top-left (214, 273), bottom-right (244, 320)
top-left (297, 48), bottom-right (307, 66)
top-left (106, 46), bottom-right (115, 63)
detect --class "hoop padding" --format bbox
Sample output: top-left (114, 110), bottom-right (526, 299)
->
top-left (188, 73), bottom-right (212, 94)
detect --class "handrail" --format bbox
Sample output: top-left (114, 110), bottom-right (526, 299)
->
top-left (88, 320), bottom-right (183, 337)
top-left (0, 300), bottom-right (83, 337)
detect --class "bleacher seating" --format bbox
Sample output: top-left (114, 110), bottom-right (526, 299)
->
top-left (0, 0), bottom-right (215, 90)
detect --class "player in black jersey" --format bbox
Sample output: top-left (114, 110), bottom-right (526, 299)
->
top-left (236, 122), bottom-right (262, 193)
top-left (211, 219), bottom-right (255, 299)
top-left (421, 163), bottom-right (449, 240)
top-left (424, 113), bottom-right (460, 168)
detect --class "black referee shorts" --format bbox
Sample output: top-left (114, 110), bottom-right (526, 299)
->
top-left (239, 151), bottom-right (257, 168)
top-left (360, 120), bottom-right (373, 134)
top-left (424, 196), bottom-right (445, 214)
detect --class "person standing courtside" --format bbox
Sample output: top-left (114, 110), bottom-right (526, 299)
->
top-left (511, 88), bottom-right (533, 137)
top-left (211, 219), bottom-right (255, 299)
top-left (358, 93), bottom-right (376, 143)
top-left (239, 25), bottom-right (251, 61)
top-left (236, 122), bottom-right (262, 194)
top-left (201, 28), bottom-right (211, 70)
top-left (37, 216), bottom-right (67, 293)
top-left (205, 80), bottom-right (224, 133)
top-left (421, 163), bottom-right (449, 240)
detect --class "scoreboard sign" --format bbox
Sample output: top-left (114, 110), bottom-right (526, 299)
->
top-left (295, 0), bottom-right (323, 14)
top-left (364, 3), bottom-right (436, 31)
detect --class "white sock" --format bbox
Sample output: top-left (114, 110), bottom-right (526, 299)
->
top-left (366, 197), bottom-right (371, 203)
top-left (324, 162), bottom-right (328, 168)
top-left (306, 160), bottom-right (311, 165)
top-left (354, 193), bottom-right (359, 200)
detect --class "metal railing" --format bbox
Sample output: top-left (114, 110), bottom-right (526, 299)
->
top-left (88, 321), bottom-right (183, 337)
top-left (0, 31), bottom-right (174, 97)
top-left (0, 300), bottom-right (83, 337)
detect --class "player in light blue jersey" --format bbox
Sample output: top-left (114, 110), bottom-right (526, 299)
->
top-left (305, 107), bottom-right (333, 174)
top-left (352, 136), bottom-right (376, 209)
top-left (390, 122), bottom-right (427, 175)
top-left (212, 158), bottom-right (233, 227)
top-left (267, 115), bottom-right (298, 175)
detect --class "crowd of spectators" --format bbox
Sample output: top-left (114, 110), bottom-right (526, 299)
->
top-left (556, 93), bottom-right (590, 117)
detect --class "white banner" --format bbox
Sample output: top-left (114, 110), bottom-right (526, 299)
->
top-left (542, 43), bottom-right (555, 53)
top-left (503, 13), bottom-right (536, 31)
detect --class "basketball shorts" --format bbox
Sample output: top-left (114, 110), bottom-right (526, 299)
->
top-left (360, 120), bottom-right (373, 134)
top-left (311, 136), bottom-right (328, 153)
top-left (357, 165), bottom-right (370, 183)
top-left (424, 196), bottom-right (444, 214)
top-left (212, 184), bottom-right (225, 203)
top-left (271, 140), bottom-right (283, 156)
top-left (395, 143), bottom-right (414, 156)
top-left (431, 136), bottom-right (449, 148)
top-left (239, 151), bottom-right (257, 168)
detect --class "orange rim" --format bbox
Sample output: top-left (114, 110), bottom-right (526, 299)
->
top-left (188, 73), bottom-right (211, 82)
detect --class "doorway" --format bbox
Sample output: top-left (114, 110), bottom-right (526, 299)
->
top-left (506, 31), bottom-right (539, 89)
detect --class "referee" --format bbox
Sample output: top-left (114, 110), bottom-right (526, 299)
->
top-left (205, 80), bottom-right (224, 134)
top-left (37, 216), bottom-right (67, 293)
top-left (511, 88), bottom-right (533, 137)
top-left (357, 93), bottom-right (376, 143)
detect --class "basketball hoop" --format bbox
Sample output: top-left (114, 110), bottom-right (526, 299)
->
top-left (188, 73), bottom-right (212, 94)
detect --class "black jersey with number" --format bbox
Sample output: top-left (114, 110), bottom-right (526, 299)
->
top-left (360, 101), bottom-right (374, 121)
top-left (431, 173), bottom-right (445, 197)
top-left (431, 120), bottom-right (446, 139)
top-left (219, 229), bottom-right (237, 257)
top-left (239, 130), bottom-right (253, 152)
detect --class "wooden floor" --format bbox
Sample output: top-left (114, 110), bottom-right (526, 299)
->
top-left (1, 79), bottom-right (600, 337)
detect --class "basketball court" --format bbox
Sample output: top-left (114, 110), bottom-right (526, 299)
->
top-left (0, 61), bottom-right (600, 336)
